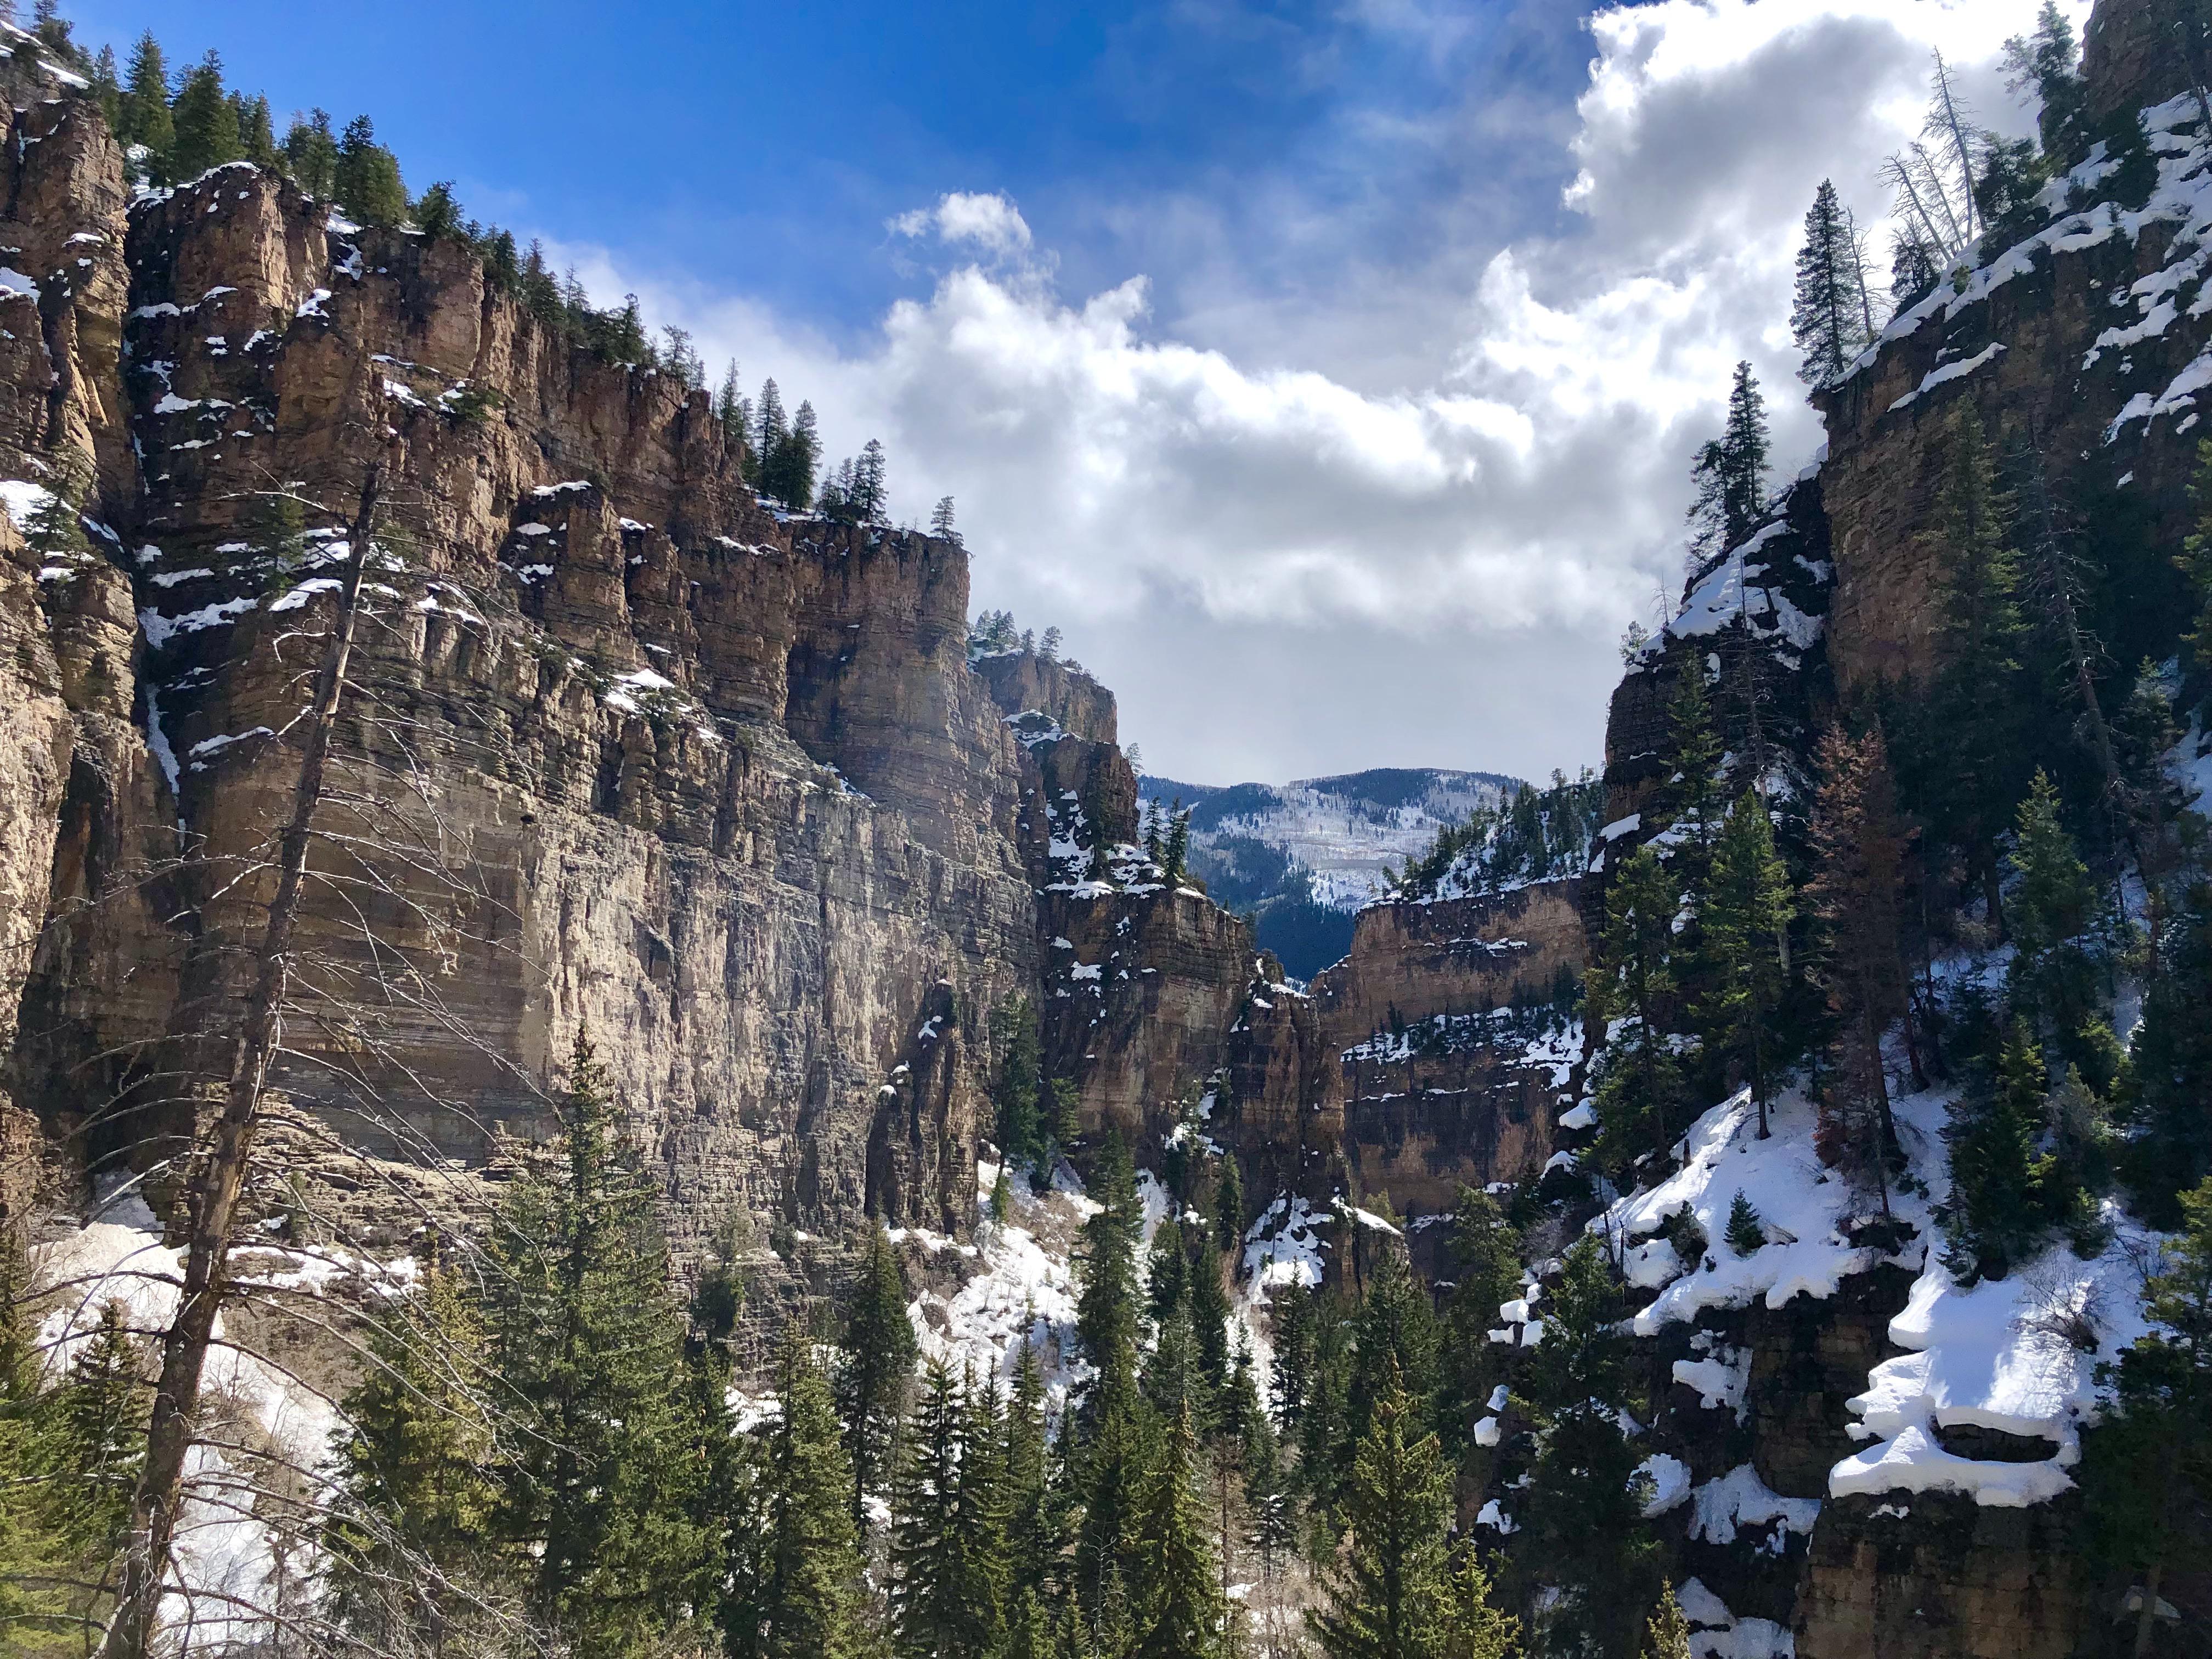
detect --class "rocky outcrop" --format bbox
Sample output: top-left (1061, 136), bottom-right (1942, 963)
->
top-left (0, 83), bottom-right (1042, 1273)
top-left (971, 650), bottom-right (1119, 747)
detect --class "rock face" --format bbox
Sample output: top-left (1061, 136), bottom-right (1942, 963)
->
top-left (0, 82), bottom-right (1043, 1267)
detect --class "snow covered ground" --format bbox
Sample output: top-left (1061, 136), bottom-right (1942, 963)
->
top-left (1591, 1076), bottom-right (2163, 1509)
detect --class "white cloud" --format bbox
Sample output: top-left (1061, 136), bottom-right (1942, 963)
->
top-left (544, 0), bottom-right (2064, 781)
top-left (889, 190), bottom-right (1035, 259)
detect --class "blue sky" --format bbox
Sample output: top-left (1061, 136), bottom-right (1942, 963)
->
top-left (70, 0), bottom-right (2046, 785)
top-left (75, 0), bottom-right (1588, 365)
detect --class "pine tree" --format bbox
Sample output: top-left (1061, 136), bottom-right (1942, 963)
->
top-left (1515, 1239), bottom-right (1660, 1659)
top-left (1724, 1193), bottom-right (1767, 1257)
top-left (1307, 1362), bottom-right (1452, 1659)
top-left (2125, 880), bottom-right (2212, 1224)
top-left (1268, 1282), bottom-right (1314, 1429)
top-left (1704, 790), bottom-right (1795, 1137)
top-left (854, 438), bottom-right (889, 524)
top-left (1075, 1131), bottom-right (1144, 1431)
top-left (89, 44), bottom-right (121, 135)
top-left (726, 1335), bottom-right (870, 1659)
top-left (1923, 404), bottom-right (2027, 931)
top-left (1807, 725), bottom-right (1915, 1209)
top-left (1587, 843), bottom-right (1686, 1169)
top-left (1641, 1584), bottom-right (1691, 1659)
top-left (995, 996), bottom-right (1045, 1166)
top-left (22, 460), bottom-right (89, 565)
top-left (325, 1249), bottom-right (498, 1649)
top-left (119, 33), bottom-right (172, 165)
top-left (1004, 1340), bottom-right (1056, 1600)
top-left (2006, 770), bottom-right (2117, 1085)
top-left (478, 1031), bottom-right (715, 1657)
top-left (2080, 1177), bottom-right (2212, 1657)
top-left (1792, 180), bottom-right (1874, 386)
top-left (1214, 1153), bottom-right (1244, 1252)
top-left (1137, 1402), bottom-right (1223, 1659)
top-left (2002, 1), bottom-right (2088, 165)
top-left (1441, 1550), bottom-right (1520, 1659)
top-left (234, 92), bottom-right (277, 167)
top-left (282, 109), bottom-right (338, 199)
top-left (1441, 1186), bottom-right (1522, 1430)
top-left (930, 495), bottom-right (961, 543)
top-left (1346, 1250), bottom-right (1439, 1455)
top-left (838, 1221), bottom-right (917, 1528)
top-left (716, 360), bottom-right (752, 454)
top-left (333, 114), bottom-right (408, 226)
top-left (754, 379), bottom-right (789, 467)
top-left (1943, 1020), bottom-right (2055, 1280)
top-left (890, 1359), bottom-right (984, 1658)
top-left (413, 180), bottom-right (464, 240)
top-left (1661, 665), bottom-right (1724, 873)
top-left (1686, 362), bottom-right (1770, 556)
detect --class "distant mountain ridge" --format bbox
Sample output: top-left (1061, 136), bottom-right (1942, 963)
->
top-left (1137, 765), bottom-right (1521, 978)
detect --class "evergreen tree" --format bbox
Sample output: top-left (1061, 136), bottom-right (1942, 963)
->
top-left (1686, 363), bottom-right (1770, 556)
top-left (1268, 1283), bottom-right (1314, 1429)
top-left (1441, 1550), bottom-right (1520, 1659)
top-left (1922, 404), bottom-right (2027, 930)
top-left (119, 33), bottom-right (172, 164)
top-left (995, 996), bottom-right (1045, 1166)
top-left (854, 438), bottom-right (889, 524)
top-left (930, 495), bottom-right (960, 543)
top-left (2125, 880), bottom-right (2212, 1224)
top-left (234, 92), bottom-right (277, 168)
top-left (1003, 1340), bottom-right (1056, 1600)
top-left (90, 44), bottom-right (121, 135)
top-left (754, 379), bottom-right (789, 466)
top-left (2006, 770), bottom-right (2117, 1086)
top-left (760, 399), bottom-right (821, 509)
top-left (2002, 0), bottom-right (2088, 163)
top-left (1703, 790), bottom-right (1795, 1138)
top-left (1807, 725), bottom-right (1915, 1209)
top-left (22, 460), bottom-right (89, 565)
top-left (1187, 1244), bottom-right (1234, 1399)
top-left (1214, 1153), bottom-right (1244, 1252)
top-left (333, 114), bottom-right (408, 226)
top-left (716, 360), bottom-right (752, 454)
top-left (1074, 1131), bottom-right (1144, 1430)
top-left (2079, 1177), bottom-right (2212, 1657)
top-left (325, 1249), bottom-right (498, 1649)
top-left (1587, 844), bottom-right (1686, 1169)
top-left (412, 180), bottom-right (464, 240)
top-left (1307, 1362), bottom-right (1452, 1659)
top-left (726, 1335), bottom-right (870, 1659)
top-left (837, 1221), bottom-right (917, 1528)
top-left (1441, 1186), bottom-right (1522, 1430)
top-left (282, 109), bottom-right (338, 199)
top-left (1136, 1402), bottom-right (1223, 1659)
top-left (1515, 1239), bottom-right (1659, 1659)
top-left (1792, 179), bottom-right (1874, 386)
top-left (1661, 666), bottom-right (1724, 874)
top-left (890, 1359), bottom-right (995, 1659)
top-left (1724, 1193), bottom-right (1766, 1257)
top-left (479, 1031), bottom-right (715, 1657)
top-left (1346, 1249), bottom-right (1440, 1455)
top-left (1641, 1585), bottom-right (1691, 1659)
top-left (1943, 1021), bottom-right (2055, 1280)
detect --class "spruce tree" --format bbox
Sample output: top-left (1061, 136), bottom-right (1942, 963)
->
top-left (479, 1031), bottom-right (715, 1658)
top-left (333, 114), bottom-right (408, 227)
top-left (1441, 1550), bottom-right (1520, 1659)
top-left (1704, 790), bottom-right (1795, 1138)
top-left (90, 44), bottom-right (121, 135)
top-left (1587, 843), bottom-right (1686, 1169)
top-left (1004, 1340), bottom-right (1056, 1600)
top-left (855, 438), bottom-right (889, 524)
top-left (890, 1359), bottom-right (981, 1658)
top-left (119, 33), bottom-right (172, 165)
top-left (2004, 0), bottom-right (2087, 163)
top-left (2006, 770), bottom-right (2116, 1085)
top-left (1441, 1186), bottom-right (1522, 1429)
top-left (1307, 1362), bottom-right (1452, 1659)
top-left (1075, 1131), bottom-right (1144, 1431)
top-left (1214, 1153), bottom-right (1244, 1251)
top-left (1792, 180), bottom-right (1872, 386)
top-left (1661, 665), bottom-right (1724, 874)
top-left (930, 495), bottom-right (960, 542)
top-left (282, 109), bottom-right (338, 199)
top-left (1515, 1239), bottom-right (1659, 1659)
top-left (2125, 881), bottom-right (2212, 1223)
top-left (1268, 1283), bottom-right (1314, 1429)
top-left (1137, 1402), bottom-right (1223, 1659)
top-left (2079, 1177), bottom-right (2212, 1655)
top-left (1642, 1584), bottom-right (1691, 1659)
top-left (837, 1221), bottom-right (917, 1528)
top-left (727, 1335), bottom-right (870, 1659)
top-left (325, 1249), bottom-right (498, 1649)
top-left (234, 92), bottom-right (277, 168)
top-left (1807, 725), bottom-right (1914, 1207)
top-left (1943, 1021), bottom-right (2055, 1280)
top-left (1686, 362), bottom-right (1770, 556)
top-left (1724, 1193), bottom-right (1766, 1256)
top-left (1346, 1249), bottom-right (1440, 1455)
top-left (1922, 404), bottom-right (2027, 931)
top-left (995, 996), bottom-right (1045, 1166)
top-left (754, 379), bottom-right (789, 467)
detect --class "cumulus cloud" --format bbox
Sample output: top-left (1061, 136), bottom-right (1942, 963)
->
top-left (546, 0), bottom-right (2064, 782)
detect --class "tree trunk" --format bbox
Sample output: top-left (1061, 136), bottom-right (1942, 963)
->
top-left (101, 468), bottom-right (383, 1659)
top-left (2132, 1561), bottom-right (2164, 1659)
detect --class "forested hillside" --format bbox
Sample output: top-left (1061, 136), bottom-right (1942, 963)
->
top-left (2, 1), bottom-right (2212, 1658)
